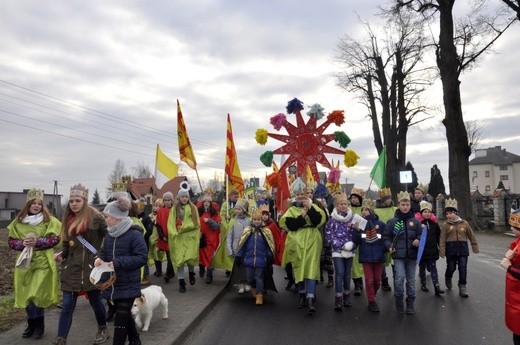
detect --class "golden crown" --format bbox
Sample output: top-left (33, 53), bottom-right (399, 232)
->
top-left (27, 188), bottom-right (44, 201)
top-left (334, 192), bottom-right (349, 205)
top-left (415, 183), bottom-right (427, 194)
top-left (258, 204), bottom-right (270, 214)
top-left (378, 188), bottom-right (392, 198)
top-left (70, 183), bottom-right (89, 199)
top-left (350, 187), bottom-right (365, 198)
top-left (251, 209), bottom-right (263, 219)
top-left (445, 198), bottom-right (458, 210)
top-left (362, 198), bottom-right (376, 210)
top-left (397, 191), bottom-right (410, 202)
top-left (420, 200), bottom-right (432, 211)
top-left (510, 212), bottom-right (520, 229)
top-left (111, 181), bottom-right (127, 193)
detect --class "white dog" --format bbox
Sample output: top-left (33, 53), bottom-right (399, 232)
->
top-left (131, 285), bottom-right (168, 332)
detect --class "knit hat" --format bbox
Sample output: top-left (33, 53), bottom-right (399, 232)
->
top-left (397, 191), bottom-right (410, 203)
top-left (26, 188), bottom-right (44, 201)
top-left (510, 209), bottom-right (520, 229)
top-left (290, 177), bottom-right (306, 197)
top-left (313, 183), bottom-right (328, 199)
top-left (103, 195), bottom-right (132, 219)
top-left (163, 191), bottom-right (174, 201)
top-left (420, 200), bottom-right (433, 212)
top-left (70, 183), bottom-right (89, 200)
top-left (445, 198), bottom-right (458, 213)
top-left (177, 189), bottom-right (189, 198)
top-left (235, 199), bottom-right (249, 213)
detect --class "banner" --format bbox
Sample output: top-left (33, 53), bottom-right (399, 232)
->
top-left (177, 99), bottom-right (197, 169)
top-left (370, 146), bottom-right (387, 189)
top-left (225, 113), bottom-right (244, 193)
top-left (155, 144), bottom-right (178, 189)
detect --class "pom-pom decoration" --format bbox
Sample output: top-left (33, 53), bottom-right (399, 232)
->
top-left (257, 98), bottom-right (354, 181)
top-left (334, 131), bottom-right (351, 148)
top-left (327, 166), bottom-right (341, 184)
top-left (255, 128), bottom-right (268, 145)
top-left (306, 103), bottom-right (325, 119)
top-left (270, 113), bottom-right (286, 131)
top-left (327, 110), bottom-right (345, 126)
top-left (344, 150), bottom-right (360, 167)
top-left (260, 151), bottom-right (274, 167)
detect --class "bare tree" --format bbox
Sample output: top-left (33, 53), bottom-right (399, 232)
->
top-left (107, 159), bottom-right (126, 195)
top-left (394, 0), bottom-right (516, 224)
top-left (132, 161), bottom-right (153, 178)
top-left (334, 10), bottom-right (433, 195)
top-left (465, 120), bottom-right (486, 155)
top-left (501, 0), bottom-right (520, 20)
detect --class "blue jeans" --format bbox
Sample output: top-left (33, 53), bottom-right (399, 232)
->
top-left (57, 290), bottom-right (106, 338)
top-left (445, 255), bottom-right (468, 285)
top-left (419, 259), bottom-right (440, 285)
top-left (393, 258), bottom-right (417, 305)
top-left (26, 301), bottom-right (44, 319)
top-left (333, 257), bottom-right (353, 294)
top-left (245, 266), bottom-right (264, 293)
top-left (296, 279), bottom-right (317, 298)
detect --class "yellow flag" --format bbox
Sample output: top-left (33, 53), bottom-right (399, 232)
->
top-left (155, 144), bottom-right (178, 189)
top-left (177, 99), bottom-right (197, 169)
top-left (225, 114), bottom-right (244, 193)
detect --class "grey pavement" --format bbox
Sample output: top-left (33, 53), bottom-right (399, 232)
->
top-left (0, 268), bottom-right (228, 345)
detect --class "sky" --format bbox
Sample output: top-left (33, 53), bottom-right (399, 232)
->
top-left (1, 0), bottom-right (519, 202)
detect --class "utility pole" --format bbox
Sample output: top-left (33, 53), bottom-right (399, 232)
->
top-left (53, 180), bottom-right (62, 219)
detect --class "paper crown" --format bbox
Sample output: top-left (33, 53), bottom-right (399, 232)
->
top-left (415, 184), bottom-right (427, 194)
top-left (258, 204), bottom-right (270, 214)
top-left (26, 188), bottom-right (44, 201)
top-left (334, 192), bottom-right (349, 206)
top-left (378, 188), bottom-right (392, 198)
top-left (397, 191), bottom-right (410, 202)
top-left (420, 200), bottom-right (432, 212)
top-left (70, 183), bottom-right (89, 199)
top-left (251, 209), bottom-right (263, 219)
top-left (362, 198), bottom-right (376, 210)
top-left (111, 181), bottom-right (127, 193)
top-left (349, 187), bottom-right (365, 199)
top-left (445, 198), bottom-right (458, 211)
top-left (510, 211), bottom-right (520, 229)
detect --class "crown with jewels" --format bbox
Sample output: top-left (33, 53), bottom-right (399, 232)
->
top-left (70, 183), bottom-right (89, 199)
top-left (445, 198), bottom-right (458, 210)
top-left (362, 198), bottom-right (376, 210)
top-left (378, 188), bottom-right (392, 198)
top-left (27, 188), bottom-right (44, 201)
top-left (397, 191), bottom-right (411, 202)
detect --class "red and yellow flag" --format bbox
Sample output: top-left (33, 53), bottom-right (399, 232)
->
top-left (225, 113), bottom-right (244, 193)
top-left (177, 99), bottom-right (197, 169)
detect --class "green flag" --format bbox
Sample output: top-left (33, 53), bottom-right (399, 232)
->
top-left (370, 147), bottom-right (387, 189)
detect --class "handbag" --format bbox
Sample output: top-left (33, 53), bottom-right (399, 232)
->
top-left (16, 246), bottom-right (33, 269)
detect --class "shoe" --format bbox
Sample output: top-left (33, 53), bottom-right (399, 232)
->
top-left (445, 277), bottom-right (452, 290)
top-left (129, 334), bottom-right (142, 345)
top-left (406, 306), bottom-right (415, 315)
top-left (326, 277), bottom-right (334, 288)
top-left (179, 279), bottom-right (187, 293)
top-left (93, 326), bottom-right (110, 344)
top-left (245, 284), bottom-right (251, 292)
top-left (255, 294), bottom-right (264, 306)
top-left (396, 301), bottom-right (405, 314)
top-left (458, 284), bottom-right (469, 298)
top-left (334, 295), bottom-right (343, 311)
top-left (141, 276), bottom-right (150, 286)
top-left (199, 264), bottom-right (206, 278)
top-left (434, 284), bottom-right (445, 296)
top-left (251, 287), bottom-right (257, 297)
top-left (343, 293), bottom-right (351, 307)
top-left (381, 278), bottom-right (392, 292)
top-left (52, 336), bottom-right (67, 345)
top-left (307, 297), bottom-right (316, 314)
top-left (206, 275), bottom-right (213, 284)
top-left (238, 284), bottom-right (245, 294)
top-left (154, 261), bottom-right (163, 277)
top-left (285, 280), bottom-right (294, 291)
top-left (421, 284), bottom-right (429, 292)
top-left (22, 319), bottom-right (35, 338)
top-left (297, 293), bottom-right (306, 309)
top-left (189, 272), bottom-right (196, 285)
top-left (368, 301), bottom-right (380, 312)
top-left (353, 278), bottom-right (363, 296)
top-left (32, 316), bottom-right (44, 340)
top-left (164, 275), bottom-right (171, 284)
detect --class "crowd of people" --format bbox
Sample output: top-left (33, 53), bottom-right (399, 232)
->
top-left (8, 179), bottom-right (520, 344)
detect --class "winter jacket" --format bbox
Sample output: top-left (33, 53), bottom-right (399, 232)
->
top-left (415, 213), bottom-right (441, 261)
top-left (324, 208), bottom-right (361, 258)
top-left (236, 226), bottom-right (275, 268)
top-left (98, 224), bottom-right (148, 301)
top-left (439, 217), bottom-right (479, 258)
top-left (59, 211), bottom-right (107, 292)
top-left (353, 213), bottom-right (387, 263)
top-left (226, 215), bottom-right (251, 257)
top-left (383, 209), bottom-right (422, 260)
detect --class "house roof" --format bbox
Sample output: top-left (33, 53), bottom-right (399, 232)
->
top-left (469, 146), bottom-right (520, 166)
top-left (127, 176), bottom-right (189, 201)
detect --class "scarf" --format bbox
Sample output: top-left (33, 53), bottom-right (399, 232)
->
top-left (331, 208), bottom-right (354, 223)
top-left (446, 216), bottom-right (463, 224)
top-left (107, 217), bottom-right (133, 238)
top-left (22, 213), bottom-right (43, 226)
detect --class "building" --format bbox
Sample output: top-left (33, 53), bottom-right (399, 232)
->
top-left (0, 190), bottom-right (62, 227)
top-left (468, 146), bottom-right (520, 195)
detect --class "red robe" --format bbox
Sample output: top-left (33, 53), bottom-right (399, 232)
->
top-left (265, 219), bottom-right (283, 266)
top-left (198, 209), bottom-right (222, 268)
top-left (155, 207), bottom-right (171, 252)
top-left (506, 237), bottom-right (520, 335)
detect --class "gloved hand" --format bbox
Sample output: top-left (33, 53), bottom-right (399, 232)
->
top-left (342, 241), bottom-right (354, 251)
top-left (501, 257), bottom-right (512, 270)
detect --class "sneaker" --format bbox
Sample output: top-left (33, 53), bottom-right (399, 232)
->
top-left (52, 337), bottom-right (67, 345)
top-left (368, 301), bottom-right (380, 312)
top-left (421, 284), bottom-right (429, 292)
top-left (406, 306), bottom-right (415, 315)
top-left (396, 302), bottom-right (405, 314)
top-left (93, 326), bottom-right (110, 344)
top-left (238, 284), bottom-right (245, 294)
top-left (245, 284), bottom-right (251, 292)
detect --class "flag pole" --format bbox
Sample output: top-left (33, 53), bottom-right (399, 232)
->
top-left (225, 174), bottom-right (229, 219)
top-left (194, 168), bottom-right (203, 194)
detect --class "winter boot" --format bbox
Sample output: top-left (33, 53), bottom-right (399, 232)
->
top-left (406, 302), bottom-right (415, 315)
top-left (32, 316), bottom-right (44, 340)
top-left (326, 275), bottom-right (334, 288)
top-left (93, 325), bottom-right (110, 344)
top-left (297, 293), bottom-right (307, 309)
top-left (353, 278), bottom-right (363, 296)
top-left (153, 261), bottom-right (163, 277)
top-left (445, 277), bottom-right (452, 290)
top-left (307, 297), bottom-right (316, 314)
top-left (368, 301), bottom-right (380, 312)
top-left (421, 283), bottom-right (429, 292)
top-left (381, 277), bottom-right (392, 292)
top-left (199, 264), bottom-right (206, 278)
top-left (395, 300), bottom-right (405, 314)
top-left (334, 295), bottom-right (343, 311)
top-left (205, 269), bottom-right (213, 284)
top-left (51, 336), bottom-right (67, 345)
top-left (434, 284), bottom-right (445, 296)
top-left (179, 279), bottom-right (187, 293)
top-left (189, 271), bottom-right (196, 285)
top-left (458, 284), bottom-right (469, 298)
top-left (343, 293), bottom-right (351, 307)
top-left (255, 294), bottom-right (264, 306)
top-left (22, 318), bottom-right (35, 338)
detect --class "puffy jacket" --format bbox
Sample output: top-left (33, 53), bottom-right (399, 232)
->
top-left (383, 210), bottom-right (422, 260)
top-left (236, 226), bottom-right (274, 268)
top-left (354, 213), bottom-right (387, 263)
top-left (98, 225), bottom-right (148, 300)
top-left (415, 213), bottom-right (440, 261)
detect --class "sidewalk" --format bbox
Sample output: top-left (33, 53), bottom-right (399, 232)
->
top-left (0, 270), bottom-right (228, 345)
